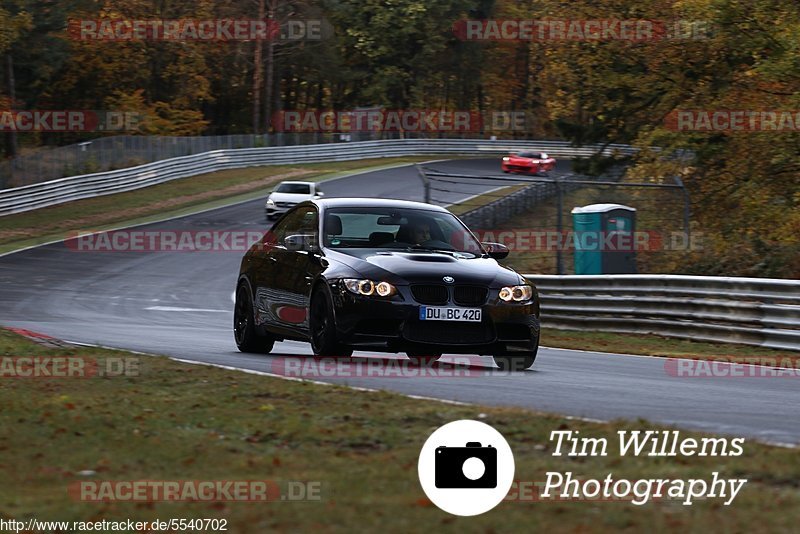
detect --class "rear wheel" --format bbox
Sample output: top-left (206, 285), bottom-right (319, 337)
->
top-left (310, 286), bottom-right (353, 357)
top-left (234, 284), bottom-right (275, 353)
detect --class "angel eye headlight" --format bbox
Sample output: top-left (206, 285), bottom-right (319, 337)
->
top-left (499, 285), bottom-right (533, 302)
top-left (343, 279), bottom-right (396, 297)
top-left (375, 282), bottom-right (396, 297)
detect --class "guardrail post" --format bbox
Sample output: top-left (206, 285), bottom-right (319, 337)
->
top-left (416, 165), bottom-right (431, 204)
top-left (555, 176), bottom-right (565, 275)
top-left (674, 175), bottom-right (691, 241)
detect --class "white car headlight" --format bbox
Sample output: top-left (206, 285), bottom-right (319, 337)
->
top-left (499, 285), bottom-right (533, 302)
top-left (343, 279), bottom-right (397, 297)
top-left (266, 198), bottom-right (275, 206)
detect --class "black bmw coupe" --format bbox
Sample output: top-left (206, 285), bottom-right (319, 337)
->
top-left (234, 198), bottom-right (540, 370)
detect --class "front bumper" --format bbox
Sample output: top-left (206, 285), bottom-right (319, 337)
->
top-left (265, 205), bottom-right (292, 218)
top-left (501, 163), bottom-right (538, 174)
top-left (328, 281), bottom-right (539, 354)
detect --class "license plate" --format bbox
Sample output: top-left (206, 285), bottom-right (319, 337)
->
top-left (419, 307), bottom-right (482, 322)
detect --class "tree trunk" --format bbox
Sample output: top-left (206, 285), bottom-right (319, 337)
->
top-left (4, 53), bottom-right (18, 158)
top-left (252, 0), bottom-right (265, 134)
top-left (264, 38), bottom-right (275, 133)
top-left (263, 2), bottom-right (277, 134)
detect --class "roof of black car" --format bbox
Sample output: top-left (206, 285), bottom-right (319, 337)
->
top-left (309, 198), bottom-right (449, 212)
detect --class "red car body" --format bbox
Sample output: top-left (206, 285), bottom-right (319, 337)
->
top-left (501, 151), bottom-right (556, 175)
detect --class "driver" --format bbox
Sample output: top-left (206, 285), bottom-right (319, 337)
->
top-left (411, 222), bottom-right (431, 244)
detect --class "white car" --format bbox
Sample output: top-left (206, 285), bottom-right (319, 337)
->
top-left (265, 181), bottom-right (324, 220)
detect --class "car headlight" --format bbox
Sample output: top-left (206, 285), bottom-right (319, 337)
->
top-left (266, 199), bottom-right (275, 206)
top-left (502, 157), bottom-right (510, 161)
top-left (499, 285), bottom-right (533, 302)
top-left (343, 279), bottom-right (397, 297)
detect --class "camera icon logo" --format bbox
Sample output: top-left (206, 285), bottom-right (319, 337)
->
top-left (418, 420), bottom-right (515, 516)
top-left (435, 442), bottom-right (497, 489)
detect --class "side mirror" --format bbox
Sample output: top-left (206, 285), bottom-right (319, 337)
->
top-left (284, 234), bottom-right (319, 252)
top-left (482, 242), bottom-right (509, 260)
top-left (316, 191), bottom-right (325, 197)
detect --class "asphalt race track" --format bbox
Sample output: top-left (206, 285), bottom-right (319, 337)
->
top-left (1, 158), bottom-right (798, 445)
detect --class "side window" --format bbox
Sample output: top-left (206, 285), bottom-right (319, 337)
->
top-left (297, 208), bottom-right (318, 235)
top-left (270, 207), bottom-right (318, 250)
top-left (270, 209), bottom-right (306, 246)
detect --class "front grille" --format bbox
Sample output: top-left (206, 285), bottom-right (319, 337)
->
top-left (454, 286), bottom-right (488, 306)
top-left (404, 320), bottom-right (494, 345)
top-left (276, 202), bottom-right (298, 208)
top-left (411, 285), bottom-right (448, 305)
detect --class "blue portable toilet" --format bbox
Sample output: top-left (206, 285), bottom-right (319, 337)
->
top-left (571, 204), bottom-right (637, 274)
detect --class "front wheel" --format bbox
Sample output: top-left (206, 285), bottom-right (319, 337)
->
top-left (493, 334), bottom-right (539, 371)
top-left (493, 353), bottom-right (536, 371)
top-left (234, 284), bottom-right (275, 353)
top-left (406, 351), bottom-right (442, 365)
top-left (309, 286), bottom-right (353, 357)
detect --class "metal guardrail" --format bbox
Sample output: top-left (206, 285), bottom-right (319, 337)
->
top-left (0, 138), bottom-right (636, 216)
top-left (525, 275), bottom-right (800, 351)
top-left (452, 167), bottom-right (626, 229)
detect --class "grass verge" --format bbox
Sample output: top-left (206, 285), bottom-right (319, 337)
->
top-left (542, 328), bottom-right (800, 364)
top-left (0, 157), bottom-right (443, 255)
top-left (1, 329), bottom-right (799, 531)
top-left (447, 184), bottom-right (526, 216)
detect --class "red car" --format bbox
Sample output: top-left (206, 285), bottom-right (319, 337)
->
top-left (501, 151), bottom-right (556, 175)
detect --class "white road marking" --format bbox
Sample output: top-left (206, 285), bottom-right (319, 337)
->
top-left (145, 306), bottom-right (230, 313)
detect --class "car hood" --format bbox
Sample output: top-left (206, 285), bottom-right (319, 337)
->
top-left (327, 249), bottom-right (525, 287)
top-left (508, 156), bottom-right (539, 163)
top-left (268, 192), bottom-right (313, 202)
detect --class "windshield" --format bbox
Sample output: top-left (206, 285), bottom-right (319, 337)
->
top-left (323, 208), bottom-right (484, 257)
top-left (516, 151), bottom-right (538, 158)
top-left (276, 183), bottom-right (312, 194)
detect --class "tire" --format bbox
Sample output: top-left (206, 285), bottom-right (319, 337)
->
top-left (406, 351), bottom-right (442, 365)
top-left (309, 285), bottom-right (353, 357)
top-left (493, 333), bottom-right (539, 371)
top-left (234, 284), bottom-right (275, 353)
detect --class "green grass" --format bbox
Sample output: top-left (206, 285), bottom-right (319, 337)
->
top-left (1, 329), bottom-right (799, 532)
top-left (447, 185), bottom-right (526, 216)
top-left (0, 157), bottom-right (441, 254)
top-left (542, 328), bottom-right (800, 364)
